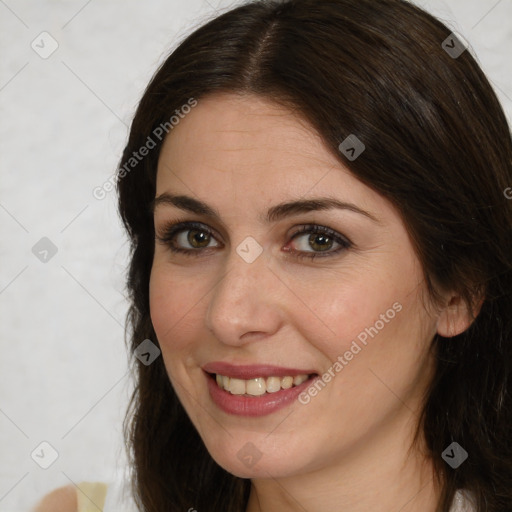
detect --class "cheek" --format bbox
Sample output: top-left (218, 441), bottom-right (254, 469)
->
top-left (318, 286), bottom-right (434, 413)
top-left (302, 262), bottom-right (433, 393)
top-left (292, 267), bottom-right (404, 362)
top-left (149, 263), bottom-right (199, 353)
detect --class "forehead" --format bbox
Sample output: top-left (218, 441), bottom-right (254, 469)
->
top-left (155, 92), bottom-right (391, 222)
top-left (158, 92), bottom-right (333, 175)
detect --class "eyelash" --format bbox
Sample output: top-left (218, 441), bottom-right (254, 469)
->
top-left (155, 221), bottom-right (352, 260)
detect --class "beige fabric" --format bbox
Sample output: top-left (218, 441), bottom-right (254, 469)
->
top-left (76, 481), bottom-right (108, 512)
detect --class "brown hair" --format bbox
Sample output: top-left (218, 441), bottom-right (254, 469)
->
top-left (117, 0), bottom-right (512, 510)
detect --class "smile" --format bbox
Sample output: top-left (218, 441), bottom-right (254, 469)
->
top-left (215, 373), bottom-right (310, 395)
top-left (202, 363), bottom-right (319, 416)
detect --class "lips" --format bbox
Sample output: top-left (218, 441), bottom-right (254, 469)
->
top-left (202, 362), bottom-right (319, 417)
top-left (202, 362), bottom-right (317, 379)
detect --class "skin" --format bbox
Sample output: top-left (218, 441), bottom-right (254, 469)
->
top-left (149, 92), bottom-right (474, 512)
top-left (33, 485), bottom-right (77, 512)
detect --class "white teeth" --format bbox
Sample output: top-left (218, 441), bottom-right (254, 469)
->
top-left (228, 377), bottom-right (246, 395)
top-left (246, 377), bottom-right (266, 396)
top-left (266, 376), bottom-right (281, 393)
top-left (281, 376), bottom-right (293, 389)
top-left (214, 373), bottom-right (311, 395)
top-left (293, 375), bottom-right (308, 386)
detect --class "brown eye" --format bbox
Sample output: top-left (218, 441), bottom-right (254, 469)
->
top-left (156, 221), bottom-right (351, 261)
top-left (288, 225), bottom-right (351, 260)
top-left (307, 233), bottom-right (334, 252)
top-left (155, 221), bottom-right (220, 255)
top-left (185, 228), bottom-right (212, 248)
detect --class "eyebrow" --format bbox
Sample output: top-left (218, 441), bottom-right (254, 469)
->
top-left (150, 193), bottom-right (380, 224)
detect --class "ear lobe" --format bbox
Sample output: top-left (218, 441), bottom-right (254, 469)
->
top-left (436, 293), bottom-right (484, 337)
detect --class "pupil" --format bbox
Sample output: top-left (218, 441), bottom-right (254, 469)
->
top-left (310, 233), bottom-right (331, 251)
top-left (189, 229), bottom-right (209, 248)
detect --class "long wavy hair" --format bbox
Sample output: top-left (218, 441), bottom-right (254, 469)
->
top-left (116, 0), bottom-right (512, 510)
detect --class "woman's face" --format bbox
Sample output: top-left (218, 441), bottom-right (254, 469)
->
top-left (149, 92), bottom-right (440, 479)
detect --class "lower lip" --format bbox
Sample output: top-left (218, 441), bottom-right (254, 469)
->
top-left (205, 372), bottom-right (318, 417)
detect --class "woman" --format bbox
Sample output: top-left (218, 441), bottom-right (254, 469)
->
top-left (35, 0), bottom-right (512, 510)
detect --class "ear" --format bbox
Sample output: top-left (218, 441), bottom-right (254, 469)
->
top-left (436, 292), bottom-right (484, 338)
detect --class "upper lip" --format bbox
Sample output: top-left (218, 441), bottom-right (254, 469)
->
top-left (202, 362), bottom-right (317, 379)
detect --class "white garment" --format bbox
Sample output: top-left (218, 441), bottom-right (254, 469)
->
top-left (102, 481), bottom-right (475, 511)
top-left (451, 489), bottom-right (477, 512)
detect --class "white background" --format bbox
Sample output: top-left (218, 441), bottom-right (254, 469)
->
top-left (0, 0), bottom-right (510, 510)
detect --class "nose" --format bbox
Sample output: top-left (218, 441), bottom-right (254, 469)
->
top-left (205, 244), bottom-right (284, 347)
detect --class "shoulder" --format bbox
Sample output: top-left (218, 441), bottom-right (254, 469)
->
top-left (33, 484), bottom-right (77, 512)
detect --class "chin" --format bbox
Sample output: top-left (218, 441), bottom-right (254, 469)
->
top-left (204, 436), bottom-right (313, 480)
top-left (215, 454), bottom-right (299, 479)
